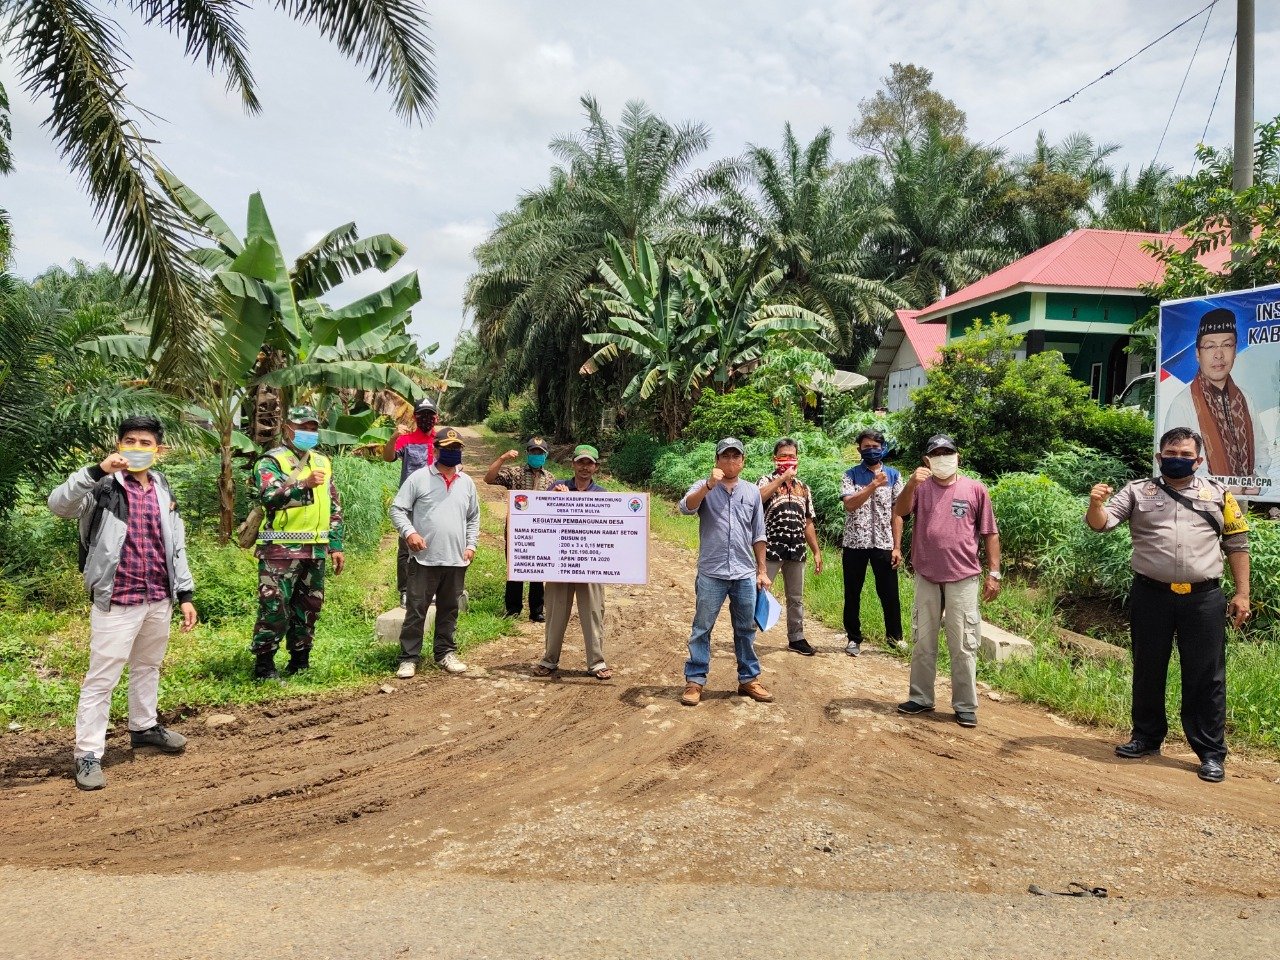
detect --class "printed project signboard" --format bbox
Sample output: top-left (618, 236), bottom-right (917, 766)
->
top-left (1158, 283), bottom-right (1280, 501)
top-left (506, 491), bottom-right (650, 584)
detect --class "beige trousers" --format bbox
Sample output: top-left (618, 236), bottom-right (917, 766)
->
top-left (75, 600), bottom-right (172, 759)
top-left (539, 582), bottom-right (606, 672)
top-left (907, 573), bottom-right (981, 713)
top-left (765, 559), bottom-right (806, 643)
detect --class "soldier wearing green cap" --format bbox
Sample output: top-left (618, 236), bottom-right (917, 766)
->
top-left (532, 444), bottom-right (612, 679)
top-left (249, 404), bottom-right (345, 680)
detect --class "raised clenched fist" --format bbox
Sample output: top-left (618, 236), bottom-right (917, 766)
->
top-left (1090, 483), bottom-right (1114, 505)
top-left (708, 468), bottom-right (725, 488)
top-left (912, 466), bottom-right (931, 485)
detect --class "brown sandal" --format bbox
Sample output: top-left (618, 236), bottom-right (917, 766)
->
top-left (592, 667), bottom-right (614, 680)
top-left (530, 664), bottom-right (556, 677)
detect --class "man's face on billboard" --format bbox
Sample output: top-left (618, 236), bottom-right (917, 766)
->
top-left (1197, 333), bottom-right (1236, 386)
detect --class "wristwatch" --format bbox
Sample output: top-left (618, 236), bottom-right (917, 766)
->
top-left (987, 570), bottom-right (1003, 581)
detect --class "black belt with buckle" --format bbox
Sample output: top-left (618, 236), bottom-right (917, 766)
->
top-left (1133, 573), bottom-right (1220, 595)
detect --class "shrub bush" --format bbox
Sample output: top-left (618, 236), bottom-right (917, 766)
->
top-left (896, 315), bottom-right (1095, 475)
top-left (331, 456), bottom-right (399, 550)
top-left (989, 473), bottom-right (1079, 565)
top-left (608, 431), bottom-right (665, 484)
top-left (1069, 404), bottom-right (1155, 475)
top-left (1040, 445), bottom-right (1134, 496)
top-left (685, 388), bottom-right (779, 442)
top-left (485, 407), bottom-right (520, 434)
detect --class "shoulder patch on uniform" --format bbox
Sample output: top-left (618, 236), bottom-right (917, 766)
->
top-left (1222, 492), bottom-right (1250, 535)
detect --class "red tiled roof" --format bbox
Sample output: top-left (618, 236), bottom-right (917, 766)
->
top-left (896, 308), bottom-right (945, 368)
top-left (914, 228), bottom-right (1232, 323)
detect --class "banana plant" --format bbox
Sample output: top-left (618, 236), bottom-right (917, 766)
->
top-left (158, 172), bottom-right (438, 541)
top-left (581, 234), bottom-right (717, 441)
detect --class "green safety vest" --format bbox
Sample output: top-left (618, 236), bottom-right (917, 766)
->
top-left (256, 448), bottom-right (332, 545)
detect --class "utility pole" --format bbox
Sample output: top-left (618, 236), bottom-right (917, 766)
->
top-left (1232, 0), bottom-right (1255, 257)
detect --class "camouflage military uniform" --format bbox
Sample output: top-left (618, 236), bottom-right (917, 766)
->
top-left (250, 448), bottom-right (344, 657)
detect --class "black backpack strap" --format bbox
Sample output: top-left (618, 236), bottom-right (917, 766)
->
top-left (79, 478), bottom-right (119, 572)
top-left (1154, 478), bottom-right (1223, 537)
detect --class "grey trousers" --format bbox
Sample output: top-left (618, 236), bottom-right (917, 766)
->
top-left (399, 563), bottom-right (466, 663)
top-left (538, 582), bottom-right (606, 672)
top-left (907, 572), bottom-right (981, 713)
top-left (765, 559), bottom-right (806, 643)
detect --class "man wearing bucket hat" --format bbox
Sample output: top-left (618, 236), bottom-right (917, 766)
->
top-left (892, 434), bottom-right (1000, 728)
top-left (678, 437), bottom-right (773, 706)
top-left (531, 444), bottom-right (612, 680)
top-left (249, 404), bottom-right (344, 680)
top-left (1165, 307), bottom-right (1270, 486)
top-left (484, 436), bottom-right (555, 622)
top-left (384, 396), bottom-right (438, 606)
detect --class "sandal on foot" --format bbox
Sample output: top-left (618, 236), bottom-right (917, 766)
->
top-left (592, 667), bottom-right (614, 680)
top-left (530, 664), bottom-right (557, 677)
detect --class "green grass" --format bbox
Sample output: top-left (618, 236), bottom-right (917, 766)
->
top-left (607, 465), bottom-right (1280, 757)
top-left (0, 499), bottom-right (519, 729)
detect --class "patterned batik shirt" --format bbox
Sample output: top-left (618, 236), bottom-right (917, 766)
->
top-left (493, 463), bottom-right (555, 492)
top-left (839, 465), bottom-right (903, 550)
top-left (756, 473), bottom-right (816, 562)
top-left (254, 451), bottom-right (345, 560)
top-left (112, 472), bottom-right (172, 606)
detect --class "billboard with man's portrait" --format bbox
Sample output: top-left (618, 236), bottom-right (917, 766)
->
top-left (1158, 283), bottom-right (1280, 501)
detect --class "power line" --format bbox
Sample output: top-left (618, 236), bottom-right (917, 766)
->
top-left (1200, 33), bottom-right (1236, 147)
top-left (1153, 0), bottom-right (1216, 164)
top-left (989, 0), bottom-right (1221, 147)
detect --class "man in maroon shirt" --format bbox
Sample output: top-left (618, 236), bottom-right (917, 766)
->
top-left (48, 415), bottom-right (198, 791)
top-left (892, 434), bottom-right (1001, 728)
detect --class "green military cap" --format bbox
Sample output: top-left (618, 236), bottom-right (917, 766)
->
top-left (287, 404), bottom-right (320, 424)
top-left (572, 444), bottom-right (600, 462)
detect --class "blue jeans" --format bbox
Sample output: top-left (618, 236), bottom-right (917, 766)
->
top-left (684, 573), bottom-right (761, 685)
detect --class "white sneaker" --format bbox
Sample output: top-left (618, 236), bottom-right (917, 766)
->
top-left (439, 652), bottom-right (468, 674)
top-left (396, 661), bottom-right (416, 679)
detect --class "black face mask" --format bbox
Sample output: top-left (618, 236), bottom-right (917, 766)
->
top-left (437, 447), bottom-right (463, 467)
top-left (415, 416), bottom-right (436, 434)
top-left (1158, 456), bottom-right (1197, 479)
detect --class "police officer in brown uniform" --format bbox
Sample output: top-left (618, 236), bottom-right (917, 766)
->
top-left (1086, 426), bottom-right (1250, 783)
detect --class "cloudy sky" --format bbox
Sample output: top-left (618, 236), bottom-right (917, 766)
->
top-left (3, 0), bottom-right (1277, 356)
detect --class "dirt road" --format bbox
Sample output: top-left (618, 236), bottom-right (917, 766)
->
top-left (2, 429), bottom-right (1278, 957)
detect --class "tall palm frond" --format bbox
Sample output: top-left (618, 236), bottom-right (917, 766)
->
top-left (1, 0), bottom-right (436, 378)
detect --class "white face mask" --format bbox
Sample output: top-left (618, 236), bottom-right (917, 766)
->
top-left (927, 453), bottom-right (959, 480)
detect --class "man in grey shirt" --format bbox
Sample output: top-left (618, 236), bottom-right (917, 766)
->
top-left (678, 437), bottom-right (774, 706)
top-left (389, 426), bottom-right (480, 678)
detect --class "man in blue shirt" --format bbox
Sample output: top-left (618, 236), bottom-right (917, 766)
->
top-left (678, 437), bottom-right (774, 706)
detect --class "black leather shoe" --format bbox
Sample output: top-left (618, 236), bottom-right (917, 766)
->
top-left (530, 612), bottom-right (546, 623)
top-left (1115, 739), bottom-right (1161, 759)
top-left (283, 651), bottom-right (310, 675)
top-left (788, 639), bottom-right (816, 656)
top-left (1198, 758), bottom-right (1225, 783)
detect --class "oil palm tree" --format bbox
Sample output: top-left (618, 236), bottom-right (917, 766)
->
top-left (709, 124), bottom-right (906, 363)
top-left (878, 128), bottom-right (1014, 306)
top-left (0, 0), bottom-right (436, 374)
top-left (466, 95), bottom-right (735, 438)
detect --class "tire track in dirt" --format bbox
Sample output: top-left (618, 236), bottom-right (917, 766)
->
top-left (2, 427), bottom-right (1279, 898)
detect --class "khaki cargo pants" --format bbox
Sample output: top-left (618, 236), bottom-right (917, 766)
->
top-left (907, 572), bottom-right (981, 713)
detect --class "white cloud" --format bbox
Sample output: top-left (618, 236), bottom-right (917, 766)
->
top-left (3, 0), bottom-right (1277, 358)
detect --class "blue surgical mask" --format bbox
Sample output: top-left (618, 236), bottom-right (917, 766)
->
top-left (860, 446), bottom-right (886, 465)
top-left (1158, 456), bottom-right (1197, 479)
top-left (292, 430), bottom-right (319, 451)
top-left (437, 447), bottom-right (463, 467)
top-left (527, 453), bottom-right (547, 469)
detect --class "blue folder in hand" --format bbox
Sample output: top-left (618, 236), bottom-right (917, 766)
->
top-left (754, 588), bottom-right (782, 632)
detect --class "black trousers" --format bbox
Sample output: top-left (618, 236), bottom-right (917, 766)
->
top-left (842, 547), bottom-right (903, 644)
top-left (396, 537), bottom-right (411, 596)
top-left (1129, 578), bottom-right (1228, 762)
top-left (399, 563), bottom-right (466, 663)
top-left (505, 579), bottom-right (544, 618)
